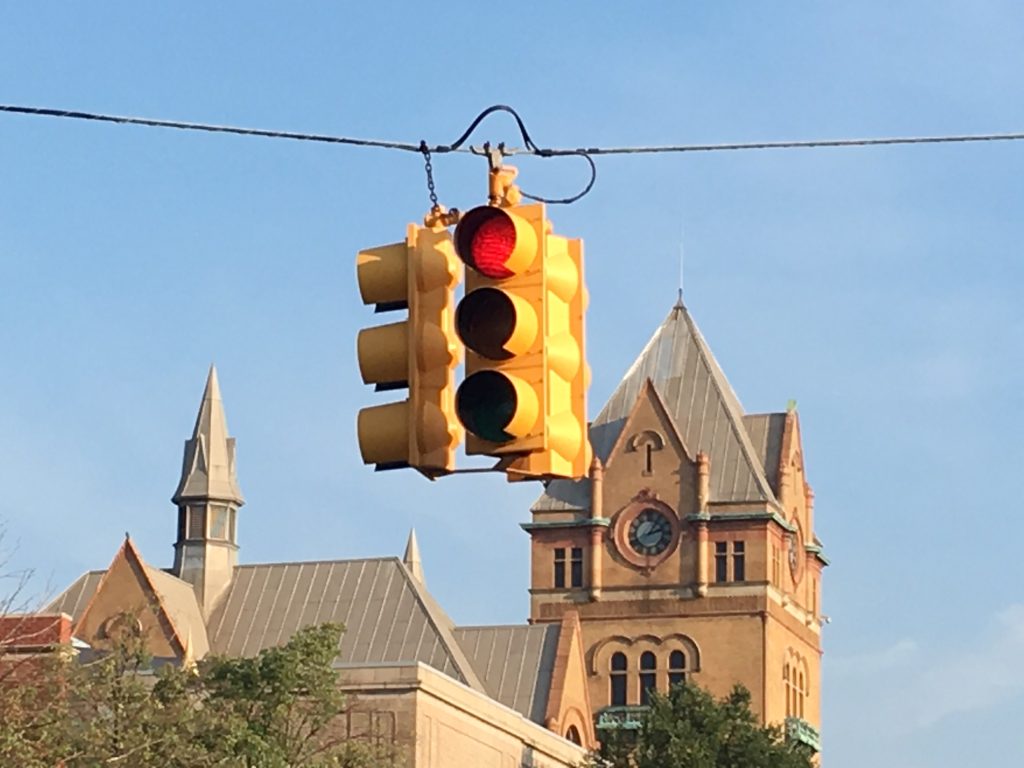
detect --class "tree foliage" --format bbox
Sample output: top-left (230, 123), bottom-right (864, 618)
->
top-left (0, 621), bottom-right (401, 768)
top-left (597, 683), bottom-right (815, 768)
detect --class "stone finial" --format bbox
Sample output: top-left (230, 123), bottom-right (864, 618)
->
top-left (403, 528), bottom-right (425, 584)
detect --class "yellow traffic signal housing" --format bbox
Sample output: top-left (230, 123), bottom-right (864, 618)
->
top-left (453, 202), bottom-right (591, 480)
top-left (356, 224), bottom-right (462, 477)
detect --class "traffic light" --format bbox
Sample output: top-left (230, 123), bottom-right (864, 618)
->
top-left (356, 223), bottom-right (462, 477)
top-left (453, 202), bottom-right (591, 480)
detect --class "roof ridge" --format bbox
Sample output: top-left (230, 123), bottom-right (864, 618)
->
top-left (390, 559), bottom-right (486, 693)
top-left (232, 556), bottom-right (400, 569)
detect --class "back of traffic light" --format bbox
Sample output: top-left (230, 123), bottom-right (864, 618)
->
top-left (355, 220), bottom-right (462, 478)
top-left (452, 170), bottom-right (591, 480)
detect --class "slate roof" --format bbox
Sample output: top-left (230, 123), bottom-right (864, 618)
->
top-left (535, 301), bottom-right (780, 511)
top-left (206, 557), bottom-right (484, 690)
top-left (48, 570), bottom-right (104, 618)
top-left (48, 557), bottom-right (574, 723)
top-left (50, 557), bottom-right (486, 693)
top-left (743, 413), bottom-right (787, 497)
top-left (453, 623), bottom-right (561, 723)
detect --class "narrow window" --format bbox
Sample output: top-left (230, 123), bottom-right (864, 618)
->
top-left (188, 505), bottom-right (205, 539)
top-left (554, 548), bottom-right (566, 589)
top-left (639, 651), bottom-right (657, 705)
top-left (209, 505), bottom-right (229, 540)
top-left (570, 547), bottom-right (584, 588)
top-left (565, 725), bottom-right (581, 745)
top-left (668, 650), bottom-right (686, 688)
top-left (644, 442), bottom-right (654, 474)
top-left (715, 542), bottom-right (728, 582)
top-left (797, 671), bottom-right (806, 718)
top-left (733, 541), bottom-right (746, 581)
top-left (784, 663), bottom-right (791, 716)
top-left (228, 508), bottom-right (237, 544)
top-left (176, 508), bottom-right (187, 542)
top-left (610, 652), bottom-right (627, 706)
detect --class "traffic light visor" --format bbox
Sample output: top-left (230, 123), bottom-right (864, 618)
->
top-left (456, 370), bottom-right (538, 443)
top-left (455, 207), bottom-right (537, 279)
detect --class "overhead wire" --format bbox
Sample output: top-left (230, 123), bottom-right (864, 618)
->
top-left (3, 102), bottom-right (1024, 206)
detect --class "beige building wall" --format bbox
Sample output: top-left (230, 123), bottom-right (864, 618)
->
top-left (341, 663), bottom-right (588, 768)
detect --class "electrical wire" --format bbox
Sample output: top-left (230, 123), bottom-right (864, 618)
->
top-left (7, 103), bottom-right (1022, 158)
top-left (0, 104), bottom-right (460, 154)
top-left (525, 131), bottom-right (1024, 156)
top-left (4, 102), bottom-right (1024, 207)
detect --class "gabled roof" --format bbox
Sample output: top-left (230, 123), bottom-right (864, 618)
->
top-left (172, 366), bottom-right (244, 505)
top-left (54, 537), bottom-right (206, 659)
top-left (535, 301), bottom-right (778, 511)
top-left (204, 557), bottom-right (484, 692)
top-left (453, 623), bottom-right (561, 724)
top-left (48, 555), bottom-right (491, 694)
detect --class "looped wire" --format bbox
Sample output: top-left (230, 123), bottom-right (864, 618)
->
top-left (440, 105), bottom-right (597, 205)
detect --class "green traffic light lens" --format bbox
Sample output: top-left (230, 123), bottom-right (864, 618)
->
top-left (456, 288), bottom-right (515, 361)
top-left (455, 371), bottom-right (517, 443)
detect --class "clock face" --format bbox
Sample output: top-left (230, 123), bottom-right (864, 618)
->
top-left (628, 508), bottom-right (673, 556)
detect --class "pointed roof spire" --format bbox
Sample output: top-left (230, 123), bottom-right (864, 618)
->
top-left (534, 301), bottom-right (777, 511)
top-left (172, 365), bottom-right (244, 505)
top-left (403, 529), bottom-right (424, 584)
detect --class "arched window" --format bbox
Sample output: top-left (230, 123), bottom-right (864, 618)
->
top-left (639, 651), bottom-right (657, 705)
top-left (668, 650), bottom-right (686, 688)
top-left (565, 725), bottom-right (581, 745)
top-left (784, 658), bottom-right (807, 719)
top-left (610, 652), bottom-right (627, 706)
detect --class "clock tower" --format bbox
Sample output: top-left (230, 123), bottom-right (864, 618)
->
top-left (524, 300), bottom-right (825, 751)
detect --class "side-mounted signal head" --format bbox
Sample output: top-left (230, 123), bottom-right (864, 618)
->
top-left (454, 206), bottom-right (538, 279)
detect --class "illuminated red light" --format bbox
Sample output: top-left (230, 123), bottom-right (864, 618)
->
top-left (469, 214), bottom-right (516, 279)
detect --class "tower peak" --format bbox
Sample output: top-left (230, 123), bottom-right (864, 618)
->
top-left (173, 366), bottom-right (244, 506)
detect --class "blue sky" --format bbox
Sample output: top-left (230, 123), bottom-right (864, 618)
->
top-left (2, 3), bottom-right (1022, 765)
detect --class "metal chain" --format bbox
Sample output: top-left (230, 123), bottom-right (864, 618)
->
top-left (419, 141), bottom-right (439, 211)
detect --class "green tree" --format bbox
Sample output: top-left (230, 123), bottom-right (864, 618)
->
top-left (597, 683), bottom-right (814, 768)
top-left (0, 620), bottom-right (401, 768)
top-left (185, 622), bottom-right (394, 767)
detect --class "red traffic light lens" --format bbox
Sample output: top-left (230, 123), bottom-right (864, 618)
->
top-left (455, 207), bottom-right (516, 279)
